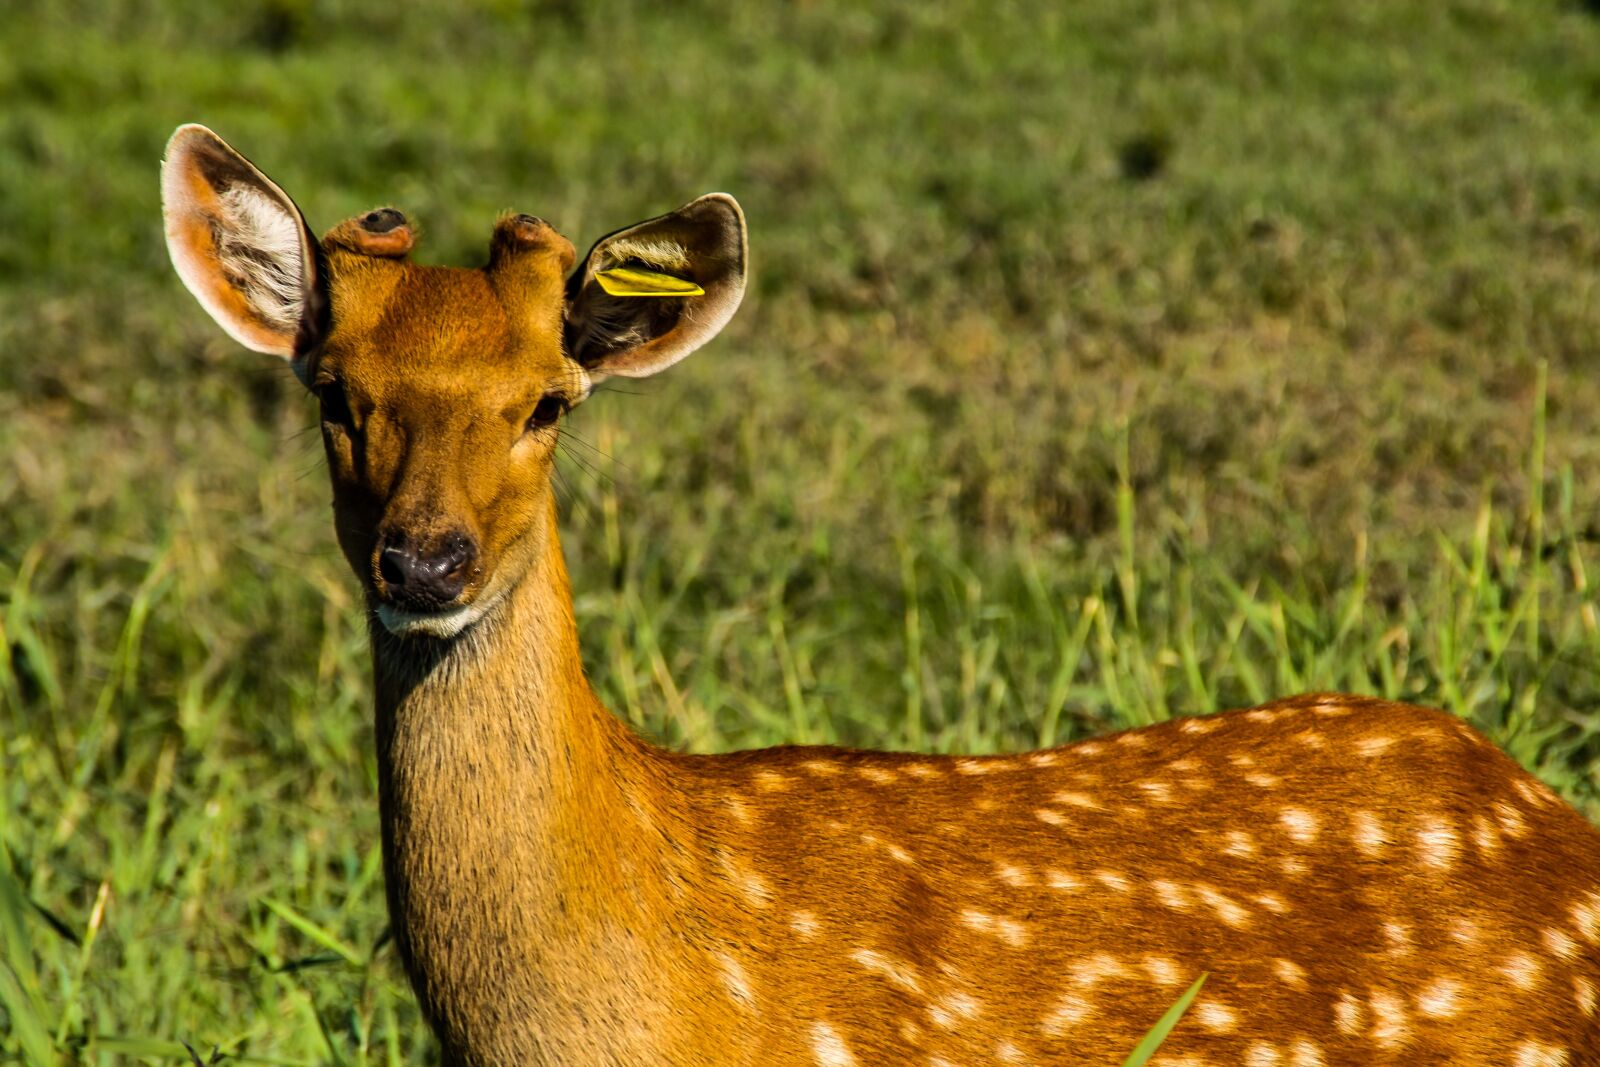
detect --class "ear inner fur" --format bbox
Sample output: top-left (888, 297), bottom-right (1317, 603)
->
top-left (160, 124), bottom-right (324, 363)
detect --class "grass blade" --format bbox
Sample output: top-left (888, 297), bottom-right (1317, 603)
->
top-left (1120, 972), bottom-right (1207, 1067)
top-left (260, 898), bottom-right (363, 968)
top-left (0, 960), bottom-right (57, 1067)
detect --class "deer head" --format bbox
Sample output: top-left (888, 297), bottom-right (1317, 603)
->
top-left (161, 124), bottom-right (746, 639)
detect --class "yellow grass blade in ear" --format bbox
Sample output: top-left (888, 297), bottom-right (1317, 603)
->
top-left (594, 267), bottom-right (705, 297)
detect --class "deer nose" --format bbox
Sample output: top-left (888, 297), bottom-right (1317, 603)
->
top-left (376, 532), bottom-right (477, 610)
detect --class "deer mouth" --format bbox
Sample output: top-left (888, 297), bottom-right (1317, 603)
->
top-left (374, 598), bottom-right (492, 640)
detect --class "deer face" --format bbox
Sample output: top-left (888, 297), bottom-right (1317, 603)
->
top-left (161, 125), bottom-right (746, 638)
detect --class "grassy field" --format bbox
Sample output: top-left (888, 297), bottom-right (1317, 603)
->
top-left (3, 0), bottom-right (1600, 1061)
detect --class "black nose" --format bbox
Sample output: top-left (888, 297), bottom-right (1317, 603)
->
top-left (377, 532), bottom-right (476, 610)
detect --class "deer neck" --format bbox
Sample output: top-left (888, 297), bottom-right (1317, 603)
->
top-left (369, 510), bottom-right (678, 1060)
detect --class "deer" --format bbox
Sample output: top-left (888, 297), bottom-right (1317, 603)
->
top-left (160, 123), bottom-right (1600, 1067)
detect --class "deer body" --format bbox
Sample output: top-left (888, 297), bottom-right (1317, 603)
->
top-left (162, 126), bottom-right (1600, 1066)
top-left (377, 510), bottom-right (1600, 1067)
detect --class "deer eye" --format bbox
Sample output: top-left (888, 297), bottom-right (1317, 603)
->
top-left (318, 381), bottom-right (354, 429)
top-left (525, 394), bottom-right (567, 433)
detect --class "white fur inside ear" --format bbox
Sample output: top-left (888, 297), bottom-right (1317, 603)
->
top-left (600, 236), bottom-right (690, 272)
top-left (216, 184), bottom-right (306, 333)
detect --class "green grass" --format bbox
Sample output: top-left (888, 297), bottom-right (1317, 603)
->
top-left (1122, 973), bottom-right (1206, 1067)
top-left (3, 0), bottom-right (1600, 1061)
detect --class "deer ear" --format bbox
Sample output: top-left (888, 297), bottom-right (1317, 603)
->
top-left (564, 194), bottom-right (747, 380)
top-left (161, 124), bottom-right (325, 365)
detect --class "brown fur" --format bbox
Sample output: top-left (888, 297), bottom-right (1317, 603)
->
top-left (162, 126), bottom-right (1600, 1067)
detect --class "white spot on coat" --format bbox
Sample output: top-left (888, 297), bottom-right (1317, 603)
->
top-left (1040, 994), bottom-right (1091, 1035)
top-left (1333, 993), bottom-right (1363, 1035)
top-left (1193, 883), bottom-right (1251, 927)
top-left (1273, 958), bottom-right (1308, 990)
top-left (753, 769), bottom-right (792, 791)
top-left (1138, 780), bottom-right (1175, 803)
top-left (1289, 1040), bottom-right (1326, 1067)
top-left (1513, 778), bottom-right (1555, 808)
top-left (1142, 956), bottom-right (1181, 987)
top-left (1495, 800), bottom-right (1529, 838)
top-left (850, 948), bottom-right (922, 994)
top-left (1092, 869), bottom-right (1130, 893)
top-left (1368, 990), bottom-right (1409, 1047)
top-left (1254, 893), bottom-right (1290, 914)
top-left (1152, 880), bottom-right (1192, 911)
top-left (1573, 892), bottom-right (1600, 944)
top-left (809, 1022), bottom-right (857, 1067)
top-left (928, 990), bottom-right (981, 1029)
top-left (960, 909), bottom-right (1028, 947)
top-left (1356, 736), bottom-right (1394, 757)
top-left (1415, 977), bottom-right (1462, 1018)
top-left (1513, 1041), bottom-right (1570, 1067)
top-left (997, 863), bottom-right (1034, 887)
top-left (1448, 916), bottom-right (1481, 945)
top-left (996, 917), bottom-right (1028, 947)
top-left (1416, 818), bottom-right (1460, 870)
top-left (1244, 1042), bottom-right (1280, 1067)
top-left (1279, 808), bottom-right (1319, 844)
top-left (1543, 928), bottom-right (1579, 961)
top-left (1471, 814), bottom-right (1500, 855)
top-left (717, 951), bottom-right (754, 1006)
top-left (1045, 868), bottom-right (1082, 891)
top-left (1070, 953), bottom-right (1130, 988)
top-left (1351, 811), bottom-right (1386, 856)
top-left (1194, 1001), bottom-right (1237, 1032)
top-left (1575, 976), bottom-right (1597, 1017)
top-left (1223, 831), bottom-right (1257, 857)
top-left (741, 872), bottom-right (772, 906)
top-left (1501, 952), bottom-right (1542, 991)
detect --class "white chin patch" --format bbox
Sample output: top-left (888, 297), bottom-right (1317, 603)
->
top-left (376, 600), bottom-right (488, 639)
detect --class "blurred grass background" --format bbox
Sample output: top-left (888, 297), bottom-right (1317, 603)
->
top-left (3, 0), bottom-right (1600, 1061)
